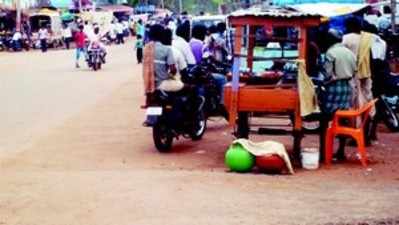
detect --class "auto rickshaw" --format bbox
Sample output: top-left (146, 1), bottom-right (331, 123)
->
top-left (28, 8), bottom-right (63, 49)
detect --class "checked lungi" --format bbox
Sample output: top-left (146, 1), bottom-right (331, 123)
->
top-left (320, 79), bottom-right (353, 115)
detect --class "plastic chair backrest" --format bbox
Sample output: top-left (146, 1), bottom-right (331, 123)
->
top-left (333, 99), bottom-right (377, 129)
top-left (358, 99), bottom-right (378, 128)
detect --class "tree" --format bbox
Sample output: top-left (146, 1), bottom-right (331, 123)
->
top-left (127, 0), bottom-right (140, 6)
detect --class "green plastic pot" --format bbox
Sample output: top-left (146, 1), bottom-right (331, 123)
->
top-left (225, 144), bottom-right (255, 173)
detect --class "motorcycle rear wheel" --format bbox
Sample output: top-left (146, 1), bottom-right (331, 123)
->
top-left (153, 121), bottom-right (173, 152)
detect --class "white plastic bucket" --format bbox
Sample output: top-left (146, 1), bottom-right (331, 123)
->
top-left (301, 148), bottom-right (319, 170)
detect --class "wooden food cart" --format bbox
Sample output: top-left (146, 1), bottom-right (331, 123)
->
top-left (224, 7), bottom-right (321, 158)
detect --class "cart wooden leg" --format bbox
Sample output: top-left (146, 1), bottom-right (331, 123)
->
top-left (293, 130), bottom-right (303, 160)
top-left (293, 104), bottom-right (303, 160)
top-left (236, 112), bottom-right (249, 139)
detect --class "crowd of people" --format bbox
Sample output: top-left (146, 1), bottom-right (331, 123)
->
top-left (2, 9), bottom-right (396, 161)
top-left (138, 13), bottom-right (394, 162)
top-left (140, 18), bottom-right (231, 110)
top-left (314, 17), bottom-right (389, 160)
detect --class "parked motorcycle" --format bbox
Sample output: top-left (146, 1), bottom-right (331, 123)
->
top-left (379, 95), bottom-right (399, 131)
top-left (185, 56), bottom-right (230, 119)
top-left (0, 38), bottom-right (5, 51)
top-left (0, 35), bottom-right (12, 51)
top-left (145, 89), bottom-right (206, 152)
top-left (377, 72), bottom-right (399, 131)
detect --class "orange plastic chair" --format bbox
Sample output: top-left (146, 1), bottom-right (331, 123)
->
top-left (325, 99), bottom-right (378, 167)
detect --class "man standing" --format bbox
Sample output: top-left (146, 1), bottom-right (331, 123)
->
top-left (319, 29), bottom-right (357, 161)
top-left (115, 20), bottom-right (125, 44)
top-left (62, 24), bottom-right (73, 49)
top-left (162, 28), bottom-right (187, 76)
top-left (173, 25), bottom-right (196, 66)
top-left (190, 25), bottom-right (207, 64)
top-left (343, 17), bottom-right (380, 144)
top-left (135, 34), bottom-right (144, 64)
top-left (343, 17), bottom-right (374, 110)
top-left (136, 19), bottom-right (145, 38)
top-left (74, 25), bottom-right (86, 68)
top-left (38, 25), bottom-right (48, 52)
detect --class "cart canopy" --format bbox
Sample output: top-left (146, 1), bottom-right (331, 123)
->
top-left (228, 6), bottom-right (322, 27)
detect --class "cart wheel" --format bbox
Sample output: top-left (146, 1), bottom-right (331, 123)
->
top-left (236, 112), bottom-right (249, 138)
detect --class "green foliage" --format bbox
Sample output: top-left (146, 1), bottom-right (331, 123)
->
top-left (212, 0), bottom-right (224, 5)
top-left (126, 0), bottom-right (139, 6)
top-left (127, 0), bottom-right (237, 14)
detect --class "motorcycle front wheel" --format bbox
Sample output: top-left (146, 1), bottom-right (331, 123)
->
top-left (191, 110), bottom-right (207, 141)
top-left (153, 121), bottom-right (173, 152)
top-left (379, 96), bottom-right (399, 131)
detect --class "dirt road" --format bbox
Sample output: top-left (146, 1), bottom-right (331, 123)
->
top-left (1, 44), bottom-right (398, 225)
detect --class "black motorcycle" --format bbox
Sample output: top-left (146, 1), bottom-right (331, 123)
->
top-left (0, 38), bottom-right (5, 51)
top-left (145, 89), bottom-right (206, 152)
top-left (0, 35), bottom-right (12, 52)
top-left (376, 72), bottom-right (399, 131)
top-left (185, 57), bottom-right (230, 119)
top-left (87, 45), bottom-right (104, 71)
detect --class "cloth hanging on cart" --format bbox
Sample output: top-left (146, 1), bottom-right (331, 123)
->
top-left (143, 41), bottom-right (155, 94)
top-left (297, 60), bottom-right (320, 116)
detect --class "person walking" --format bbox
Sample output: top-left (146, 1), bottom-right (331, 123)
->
top-left (38, 25), bottom-right (48, 52)
top-left (135, 34), bottom-right (144, 64)
top-left (74, 25), bottom-right (87, 68)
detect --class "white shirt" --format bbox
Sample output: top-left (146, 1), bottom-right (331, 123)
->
top-left (115, 23), bottom-right (124, 34)
top-left (371, 36), bottom-right (387, 60)
top-left (122, 21), bottom-right (129, 30)
top-left (364, 14), bottom-right (378, 27)
top-left (172, 46), bottom-right (187, 72)
top-left (167, 21), bottom-right (177, 35)
top-left (172, 36), bottom-right (196, 65)
top-left (63, 27), bottom-right (72, 38)
top-left (88, 32), bottom-right (100, 43)
top-left (38, 28), bottom-right (48, 40)
top-left (83, 25), bottom-right (94, 38)
top-left (342, 33), bottom-right (361, 56)
top-left (12, 32), bottom-right (22, 41)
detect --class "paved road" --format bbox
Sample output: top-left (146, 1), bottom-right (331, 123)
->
top-left (1, 44), bottom-right (398, 225)
top-left (0, 46), bottom-right (135, 154)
